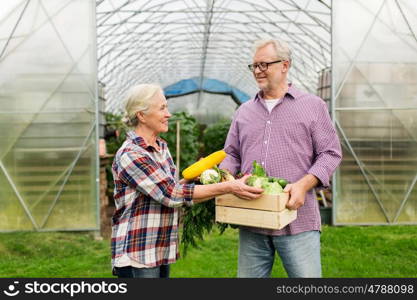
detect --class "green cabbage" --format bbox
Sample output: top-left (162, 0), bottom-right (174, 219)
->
top-left (247, 176), bottom-right (268, 188)
top-left (252, 161), bottom-right (267, 177)
top-left (262, 181), bottom-right (283, 195)
top-left (247, 161), bottom-right (288, 194)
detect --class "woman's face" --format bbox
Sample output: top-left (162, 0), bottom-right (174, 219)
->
top-left (139, 91), bottom-right (171, 134)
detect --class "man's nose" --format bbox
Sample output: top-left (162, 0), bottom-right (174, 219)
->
top-left (254, 67), bottom-right (262, 74)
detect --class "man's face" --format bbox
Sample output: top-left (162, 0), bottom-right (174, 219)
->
top-left (252, 43), bottom-right (288, 92)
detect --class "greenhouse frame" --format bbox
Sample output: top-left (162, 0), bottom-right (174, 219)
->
top-left (0, 0), bottom-right (416, 231)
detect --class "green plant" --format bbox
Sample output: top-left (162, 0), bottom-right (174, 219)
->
top-left (201, 119), bottom-right (231, 156)
top-left (180, 118), bottom-right (234, 254)
top-left (104, 112), bottom-right (128, 155)
top-left (181, 200), bottom-right (229, 255)
top-left (104, 113), bottom-right (129, 196)
top-left (160, 112), bottom-right (200, 173)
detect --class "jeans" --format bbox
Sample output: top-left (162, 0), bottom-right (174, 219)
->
top-left (114, 264), bottom-right (170, 278)
top-left (238, 229), bottom-right (321, 278)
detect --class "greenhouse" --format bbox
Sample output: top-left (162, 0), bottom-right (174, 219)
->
top-left (0, 0), bottom-right (416, 232)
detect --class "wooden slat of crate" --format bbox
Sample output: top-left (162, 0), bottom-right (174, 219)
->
top-left (215, 206), bottom-right (297, 230)
top-left (215, 192), bottom-right (289, 212)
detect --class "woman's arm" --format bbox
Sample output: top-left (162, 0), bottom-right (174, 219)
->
top-left (192, 175), bottom-right (263, 203)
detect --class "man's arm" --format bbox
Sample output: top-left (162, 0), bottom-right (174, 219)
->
top-left (307, 100), bottom-right (342, 189)
top-left (286, 100), bottom-right (342, 210)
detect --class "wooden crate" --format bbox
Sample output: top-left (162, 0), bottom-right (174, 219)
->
top-left (215, 193), bottom-right (289, 212)
top-left (215, 206), bottom-right (297, 230)
top-left (215, 192), bottom-right (297, 229)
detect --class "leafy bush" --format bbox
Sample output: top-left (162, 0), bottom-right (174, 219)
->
top-left (180, 118), bottom-right (233, 254)
top-left (201, 119), bottom-right (231, 156)
top-left (104, 112), bottom-right (128, 155)
top-left (104, 113), bottom-right (129, 200)
top-left (160, 111), bottom-right (200, 173)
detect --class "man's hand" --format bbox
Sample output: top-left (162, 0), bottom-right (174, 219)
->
top-left (284, 182), bottom-right (307, 210)
top-left (284, 174), bottom-right (319, 210)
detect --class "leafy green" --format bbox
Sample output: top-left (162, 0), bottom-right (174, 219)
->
top-left (277, 179), bottom-right (288, 188)
top-left (246, 176), bottom-right (268, 188)
top-left (252, 160), bottom-right (267, 177)
top-left (201, 119), bottom-right (231, 156)
top-left (179, 118), bottom-right (235, 254)
top-left (160, 111), bottom-right (201, 173)
top-left (247, 161), bottom-right (287, 195)
top-left (262, 181), bottom-right (283, 194)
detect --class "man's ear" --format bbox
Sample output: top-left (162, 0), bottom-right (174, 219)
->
top-left (282, 61), bottom-right (290, 73)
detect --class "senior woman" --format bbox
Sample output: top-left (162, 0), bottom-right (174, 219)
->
top-left (111, 84), bottom-right (263, 278)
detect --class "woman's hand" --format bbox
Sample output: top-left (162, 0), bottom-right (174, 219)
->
top-left (179, 178), bottom-right (190, 184)
top-left (179, 177), bottom-right (199, 184)
top-left (229, 174), bottom-right (263, 200)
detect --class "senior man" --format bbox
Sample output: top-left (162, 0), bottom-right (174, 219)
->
top-left (220, 39), bottom-right (342, 278)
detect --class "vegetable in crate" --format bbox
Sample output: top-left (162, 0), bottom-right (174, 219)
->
top-left (219, 168), bottom-right (235, 182)
top-left (247, 161), bottom-right (288, 195)
top-left (182, 150), bottom-right (227, 179)
top-left (200, 168), bottom-right (221, 184)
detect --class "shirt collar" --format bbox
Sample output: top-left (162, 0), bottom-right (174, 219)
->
top-left (254, 83), bottom-right (299, 102)
top-left (127, 131), bottom-right (166, 151)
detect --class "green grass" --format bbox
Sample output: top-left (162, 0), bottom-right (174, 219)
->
top-left (0, 226), bottom-right (416, 278)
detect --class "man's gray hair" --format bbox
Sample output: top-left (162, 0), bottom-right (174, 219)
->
top-left (122, 83), bottom-right (162, 127)
top-left (253, 39), bottom-right (292, 63)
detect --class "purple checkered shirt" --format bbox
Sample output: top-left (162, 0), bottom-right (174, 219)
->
top-left (220, 84), bottom-right (342, 236)
top-left (111, 131), bottom-right (195, 267)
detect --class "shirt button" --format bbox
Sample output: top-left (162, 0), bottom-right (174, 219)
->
top-left (267, 121), bottom-right (271, 124)
top-left (264, 141), bottom-right (267, 144)
top-left (261, 162), bottom-right (264, 165)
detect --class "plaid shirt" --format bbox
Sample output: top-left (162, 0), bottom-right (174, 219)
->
top-left (111, 131), bottom-right (195, 267)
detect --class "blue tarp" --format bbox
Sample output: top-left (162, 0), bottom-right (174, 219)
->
top-left (164, 77), bottom-right (251, 104)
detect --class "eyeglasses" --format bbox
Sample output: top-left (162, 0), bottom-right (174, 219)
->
top-left (248, 60), bottom-right (284, 72)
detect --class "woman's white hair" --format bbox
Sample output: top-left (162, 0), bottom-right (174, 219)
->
top-left (253, 39), bottom-right (292, 64)
top-left (122, 83), bottom-right (162, 127)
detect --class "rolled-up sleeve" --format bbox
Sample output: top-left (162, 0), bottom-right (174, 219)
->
top-left (308, 101), bottom-right (342, 188)
top-left (220, 110), bottom-right (241, 175)
top-left (118, 151), bottom-right (194, 207)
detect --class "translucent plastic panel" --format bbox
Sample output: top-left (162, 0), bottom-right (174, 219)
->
top-left (336, 63), bottom-right (417, 109)
top-left (335, 149), bottom-right (388, 224)
top-left (41, 145), bottom-right (97, 230)
top-left (0, 169), bottom-right (34, 231)
top-left (97, 0), bottom-right (331, 114)
top-left (0, 0), bottom-right (98, 231)
top-left (168, 93), bottom-right (238, 125)
top-left (335, 119), bottom-right (417, 224)
top-left (396, 184), bottom-right (417, 223)
top-left (333, 0), bottom-right (417, 100)
top-left (333, 0), bottom-right (417, 225)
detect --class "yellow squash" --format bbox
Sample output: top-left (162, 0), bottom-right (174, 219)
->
top-left (182, 150), bottom-right (227, 179)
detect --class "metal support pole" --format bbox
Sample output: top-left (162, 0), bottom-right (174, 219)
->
top-left (176, 120), bottom-right (181, 180)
